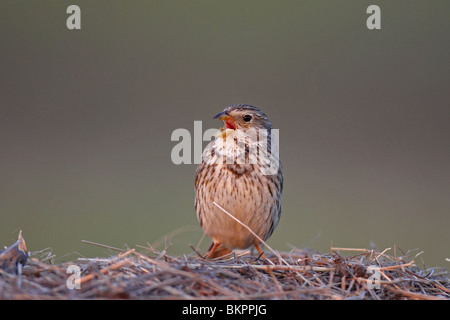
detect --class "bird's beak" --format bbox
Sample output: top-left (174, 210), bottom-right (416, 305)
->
top-left (213, 110), bottom-right (237, 130)
top-left (213, 110), bottom-right (227, 120)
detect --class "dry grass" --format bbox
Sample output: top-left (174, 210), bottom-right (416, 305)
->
top-left (1, 239), bottom-right (449, 300)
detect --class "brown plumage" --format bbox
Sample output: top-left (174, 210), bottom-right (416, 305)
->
top-left (195, 104), bottom-right (283, 258)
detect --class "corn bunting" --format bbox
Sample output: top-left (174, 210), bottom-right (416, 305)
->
top-left (195, 104), bottom-right (283, 258)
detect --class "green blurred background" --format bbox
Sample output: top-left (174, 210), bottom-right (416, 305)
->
top-left (1, 1), bottom-right (449, 267)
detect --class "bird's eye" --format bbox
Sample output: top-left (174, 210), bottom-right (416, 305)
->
top-left (243, 115), bottom-right (252, 122)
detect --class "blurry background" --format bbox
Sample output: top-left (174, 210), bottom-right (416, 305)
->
top-left (1, 1), bottom-right (449, 267)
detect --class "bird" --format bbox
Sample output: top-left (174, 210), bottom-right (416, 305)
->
top-left (195, 104), bottom-right (283, 259)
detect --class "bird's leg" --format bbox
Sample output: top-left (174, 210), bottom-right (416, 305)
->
top-left (206, 242), bottom-right (221, 259)
top-left (205, 242), bottom-right (232, 259)
top-left (254, 244), bottom-right (267, 260)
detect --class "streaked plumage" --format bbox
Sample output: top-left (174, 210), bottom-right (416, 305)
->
top-left (195, 104), bottom-right (283, 258)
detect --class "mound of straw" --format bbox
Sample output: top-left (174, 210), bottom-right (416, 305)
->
top-left (1, 239), bottom-right (448, 300)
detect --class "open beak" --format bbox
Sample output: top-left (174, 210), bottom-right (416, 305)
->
top-left (213, 110), bottom-right (237, 130)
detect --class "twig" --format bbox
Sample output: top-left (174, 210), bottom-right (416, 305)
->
top-left (386, 285), bottom-right (446, 300)
top-left (213, 201), bottom-right (289, 266)
top-left (81, 240), bottom-right (125, 253)
top-left (378, 260), bottom-right (415, 271)
top-left (331, 247), bottom-right (369, 253)
top-left (219, 263), bottom-right (335, 272)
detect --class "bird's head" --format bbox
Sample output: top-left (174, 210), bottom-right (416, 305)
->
top-left (213, 104), bottom-right (272, 138)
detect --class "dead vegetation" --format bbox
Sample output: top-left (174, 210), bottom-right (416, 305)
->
top-left (1, 235), bottom-right (449, 300)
